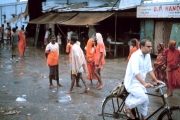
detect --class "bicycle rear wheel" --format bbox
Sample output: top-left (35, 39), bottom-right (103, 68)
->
top-left (102, 95), bottom-right (127, 120)
top-left (158, 107), bottom-right (180, 120)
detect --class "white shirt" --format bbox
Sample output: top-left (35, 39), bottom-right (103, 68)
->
top-left (45, 42), bottom-right (59, 55)
top-left (57, 35), bottom-right (62, 45)
top-left (45, 31), bottom-right (50, 38)
top-left (124, 49), bottom-right (152, 93)
top-left (67, 31), bottom-right (73, 40)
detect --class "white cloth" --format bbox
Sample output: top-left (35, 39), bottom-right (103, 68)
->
top-left (57, 35), bottom-right (62, 45)
top-left (71, 43), bottom-right (87, 75)
top-left (107, 37), bottom-right (111, 42)
top-left (67, 31), bottom-right (73, 40)
top-left (45, 42), bottom-right (59, 55)
top-left (124, 49), bottom-right (152, 116)
top-left (96, 33), bottom-right (106, 56)
top-left (45, 31), bottom-right (50, 39)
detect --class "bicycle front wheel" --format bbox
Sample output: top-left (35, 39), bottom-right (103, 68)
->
top-left (158, 107), bottom-right (180, 120)
top-left (102, 95), bottom-right (126, 120)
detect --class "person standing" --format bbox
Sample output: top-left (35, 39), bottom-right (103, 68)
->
top-left (127, 38), bottom-right (139, 62)
top-left (45, 35), bottom-right (62, 89)
top-left (66, 33), bottom-right (89, 94)
top-left (165, 40), bottom-right (180, 97)
top-left (153, 43), bottom-right (168, 89)
top-left (85, 38), bottom-right (97, 85)
top-left (94, 33), bottom-right (106, 89)
top-left (124, 39), bottom-right (161, 120)
top-left (6, 23), bottom-right (11, 45)
top-left (18, 30), bottom-right (26, 57)
top-left (67, 28), bottom-right (73, 44)
top-left (10, 28), bottom-right (19, 62)
top-left (44, 28), bottom-right (52, 47)
top-left (57, 32), bottom-right (62, 53)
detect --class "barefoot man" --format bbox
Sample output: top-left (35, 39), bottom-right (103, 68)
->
top-left (45, 35), bottom-right (63, 89)
top-left (66, 33), bottom-right (89, 94)
top-left (94, 33), bottom-right (106, 89)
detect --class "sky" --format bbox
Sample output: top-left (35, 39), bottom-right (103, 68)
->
top-left (0, 0), bottom-right (27, 4)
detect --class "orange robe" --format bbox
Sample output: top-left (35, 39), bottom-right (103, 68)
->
top-left (127, 47), bottom-right (138, 62)
top-left (18, 30), bottom-right (26, 57)
top-left (66, 42), bottom-right (72, 63)
top-left (165, 48), bottom-right (180, 92)
top-left (86, 38), bottom-right (97, 80)
top-left (94, 43), bottom-right (105, 68)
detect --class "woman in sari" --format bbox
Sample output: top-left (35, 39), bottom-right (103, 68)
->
top-left (85, 38), bottom-right (97, 85)
top-left (165, 40), bottom-right (180, 97)
top-left (18, 30), bottom-right (26, 57)
top-left (127, 38), bottom-right (139, 62)
top-left (153, 43), bottom-right (168, 91)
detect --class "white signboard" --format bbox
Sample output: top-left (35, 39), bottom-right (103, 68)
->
top-left (119, 0), bottom-right (141, 10)
top-left (137, 5), bottom-right (180, 18)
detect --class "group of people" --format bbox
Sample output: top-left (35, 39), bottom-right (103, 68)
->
top-left (125, 38), bottom-right (180, 119)
top-left (45, 32), bottom-right (106, 93)
top-left (0, 23), bottom-right (26, 62)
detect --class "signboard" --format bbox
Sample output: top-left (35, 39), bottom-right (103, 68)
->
top-left (119, 0), bottom-right (141, 10)
top-left (137, 5), bottom-right (180, 18)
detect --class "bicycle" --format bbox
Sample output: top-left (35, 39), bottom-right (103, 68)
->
top-left (101, 82), bottom-right (180, 120)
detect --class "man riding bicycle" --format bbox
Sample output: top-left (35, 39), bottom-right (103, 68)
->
top-left (124, 39), bottom-right (162, 119)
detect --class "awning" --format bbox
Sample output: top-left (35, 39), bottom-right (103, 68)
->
top-left (60, 12), bottom-right (114, 26)
top-left (6, 13), bottom-right (24, 24)
top-left (28, 12), bottom-right (77, 24)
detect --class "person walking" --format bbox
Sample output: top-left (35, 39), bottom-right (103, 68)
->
top-left (94, 33), bottom-right (106, 89)
top-left (124, 39), bottom-right (161, 120)
top-left (85, 38), bottom-right (97, 85)
top-left (153, 43), bottom-right (168, 91)
top-left (45, 35), bottom-right (62, 89)
top-left (66, 33), bottom-right (89, 94)
top-left (165, 40), bottom-right (180, 97)
top-left (18, 30), bottom-right (26, 57)
top-left (10, 28), bottom-right (19, 62)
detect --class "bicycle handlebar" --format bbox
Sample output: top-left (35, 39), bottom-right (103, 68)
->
top-left (151, 81), bottom-right (166, 89)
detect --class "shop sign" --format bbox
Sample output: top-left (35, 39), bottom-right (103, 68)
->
top-left (137, 5), bottom-right (180, 18)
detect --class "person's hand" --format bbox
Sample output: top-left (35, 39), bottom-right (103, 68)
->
top-left (143, 83), bottom-right (153, 88)
top-left (155, 80), bottom-right (162, 84)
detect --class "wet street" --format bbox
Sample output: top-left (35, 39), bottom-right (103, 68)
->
top-left (0, 43), bottom-right (180, 120)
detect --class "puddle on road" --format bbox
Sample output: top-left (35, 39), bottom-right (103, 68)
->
top-left (58, 91), bottom-right (71, 103)
top-left (6, 65), bottom-right (12, 69)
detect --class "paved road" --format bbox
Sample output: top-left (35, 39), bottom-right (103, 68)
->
top-left (0, 44), bottom-right (179, 120)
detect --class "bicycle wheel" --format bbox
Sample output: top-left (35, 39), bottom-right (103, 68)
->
top-left (158, 107), bottom-right (180, 120)
top-left (102, 95), bottom-right (127, 120)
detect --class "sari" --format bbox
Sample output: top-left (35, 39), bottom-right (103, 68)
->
top-left (86, 38), bottom-right (97, 80)
top-left (165, 40), bottom-right (180, 92)
top-left (153, 43), bottom-right (168, 85)
top-left (18, 30), bottom-right (26, 57)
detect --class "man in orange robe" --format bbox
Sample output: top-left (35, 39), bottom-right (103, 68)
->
top-left (45, 35), bottom-right (62, 89)
top-left (94, 33), bottom-right (106, 89)
top-left (165, 40), bottom-right (180, 96)
top-left (85, 38), bottom-right (97, 85)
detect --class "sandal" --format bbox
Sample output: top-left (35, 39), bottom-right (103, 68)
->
top-left (49, 85), bottom-right (56, 89)
top-left (123, 108), bottom-right (135, 119)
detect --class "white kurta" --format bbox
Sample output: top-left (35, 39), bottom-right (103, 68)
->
top-left (124, 49), bottom-right (153, 116)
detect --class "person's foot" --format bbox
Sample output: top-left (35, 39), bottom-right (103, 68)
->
top-left (10, 58), bottom-right (13, 61)
top-left (97, 83), bottom-right (105, 90)
top-left (76, 84), bottom-right (82, 88)
top-left (16, 59), bottom-right (18, 62)
top-left (95, 82), bottom-right (99, 88)
top-left (123, 107), bottom-right (135, 119)
top-left (84, 87), bottom-right (90, 93)
top-left (57, 84), bottom-right (63, 87)
top-left (49, 85), bottom-right (56, 89)
top-left (65, 90), bottom-right (74, 94)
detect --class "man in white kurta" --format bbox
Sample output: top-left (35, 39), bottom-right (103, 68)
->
top-left (124, 39), bottom-right (161, 120)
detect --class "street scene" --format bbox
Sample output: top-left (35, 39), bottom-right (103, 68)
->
top-left (0, 0), bottom-right (180, 120)
top-left (0, 42), bottom-right (180, 120)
